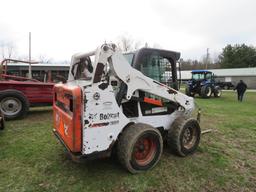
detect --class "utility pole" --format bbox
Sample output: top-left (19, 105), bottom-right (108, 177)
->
top-left (206, 48), bottom-right (209, 69)
top-left (178, 58), bottom-right (183, 90)
top-left (28, 32), bottom-right (32, 79)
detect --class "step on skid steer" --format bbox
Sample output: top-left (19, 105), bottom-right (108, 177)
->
top-left (53, 44), bottom-right (201, 173)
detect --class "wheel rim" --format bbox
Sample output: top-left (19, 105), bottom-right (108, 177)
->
top-left (216, 90), bottom-right (221, 97)
top-left (182, 126), bottom-right (197, 149)
top-left (0, 97), bottom-right (22, 116)
top-left (206, 87), bottom-right (212, 97)
top-left (133, 136), bottom-right (157, 166)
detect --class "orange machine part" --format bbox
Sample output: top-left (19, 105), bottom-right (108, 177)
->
top-left (53, 84), bottom-right (82, 152)
top-left (143, 97), bottom-right (163, 107)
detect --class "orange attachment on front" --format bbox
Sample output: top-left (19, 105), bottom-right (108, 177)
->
top-left (143, 97), bottom-right (163, 107)
top-left (53, 84), bottom-right (82, 153)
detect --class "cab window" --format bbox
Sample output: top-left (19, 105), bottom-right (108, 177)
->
top-left (139, 53), bottom-right (173, 85)
top-left (205, 73), bottom-right (212, 79)
top-left (192, 73), bottom-right (204, 80)
top-left (123, 53), bottom-right (134, 65)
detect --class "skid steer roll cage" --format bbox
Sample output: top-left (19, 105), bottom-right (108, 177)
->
top-left (68, 44), bottom-right (195, 113)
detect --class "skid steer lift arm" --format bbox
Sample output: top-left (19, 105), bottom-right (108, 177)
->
top-left (69, 44), bottom-right (195, 113)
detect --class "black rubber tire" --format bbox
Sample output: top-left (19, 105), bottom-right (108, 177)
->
top-left (185, 86), bottom-right (191, 96)
top-left (200, 85), bottom-right (212, 98)
top-left (214, 87), bottom-right (222, 97)
top-left (117, 123), bottom-right (163, 174)
top-left (0, 112), bottom-right (4, 130)
top-left (0, 90), bottom-right (29, 120)
top-left (167, 117), bottom-right (201, 157)
top-left (185, 86), bottom-right (194, 97)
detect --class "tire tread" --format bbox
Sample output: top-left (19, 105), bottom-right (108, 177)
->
top-left (167, 117), bottom-right (200, 157)
top-left (117, 123), bottom-right (163, 173)
top-left (0, 89), bottom-right (29, 120)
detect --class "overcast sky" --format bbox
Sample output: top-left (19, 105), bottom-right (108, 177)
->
top-left (0, 0), bottom-right (255, 62)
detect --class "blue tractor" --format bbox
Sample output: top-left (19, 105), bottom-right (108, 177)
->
top-left (185, 70), bottom-right (221, 98)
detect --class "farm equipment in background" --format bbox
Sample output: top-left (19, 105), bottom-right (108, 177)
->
top-left (216, 81), bottom-right (235, 90)
top-left (185, 70), bottom-right (221, 98)
top-left (53, 44), bottom-right (201, 173)
top-left (0, 59), bottom-right (55, 120)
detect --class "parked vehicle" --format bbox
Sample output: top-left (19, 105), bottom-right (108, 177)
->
top-left (185, 70), bottom-right (221, 98)
top-left (53, 44), bottom-right (201, 173)
top-left (6, 62), bottom-right (69, 82)
top-left (0, 59), bottom-right (57, 120)
top-left (216, 81), bottom-right (235, 90)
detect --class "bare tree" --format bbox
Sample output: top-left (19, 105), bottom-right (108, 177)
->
top-left (1, 42), bottom-right (6, 59)
top-left (201, 49), bottom-right (212, 69)
top-left (38, 55), bottom-right (53, 63)
top-left (212, 52), bottom-right (220, 64)
top-left (117, 36), bottom-right (133, 52)
top-left (116, 35), bottom-right (143, 52)
top-left (134, 40), bottom-right (143, 50)
top-left (1, 42), bottom-right (3, 58)
top-left (0, 41), bottom-right (16, 59)
top-left (7, 43), bottom-right (15, 58)
top-left (17, 55), bottom-right (29, 61)
top-left (116, 34), bottom-right (165, 52)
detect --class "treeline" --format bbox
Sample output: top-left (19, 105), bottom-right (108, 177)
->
top-left (180, 59), bottom-right (220, 70)
top-left (2, 34), bottom-right (256, 69)
top-left (181, 44), bottom-right (256, 70)
top-left (219, 44), bottom-right (256, 68)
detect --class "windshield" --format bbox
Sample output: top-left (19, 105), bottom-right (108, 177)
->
top-left (123, 53), bottom-right (134, 65)
top-left (192, 73), bottom-right (205, 80)
top-left (192, 72), bottom-right (212, 80)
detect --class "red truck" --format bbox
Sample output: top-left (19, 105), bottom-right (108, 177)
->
top-left (0, 59), bottom-right (56, 120)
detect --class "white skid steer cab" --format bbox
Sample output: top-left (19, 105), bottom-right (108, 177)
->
top-left (53, 44), bottom-right (201, 173)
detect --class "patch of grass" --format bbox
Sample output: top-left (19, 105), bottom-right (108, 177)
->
top-left (0, 92), bottom-right (256, 191)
